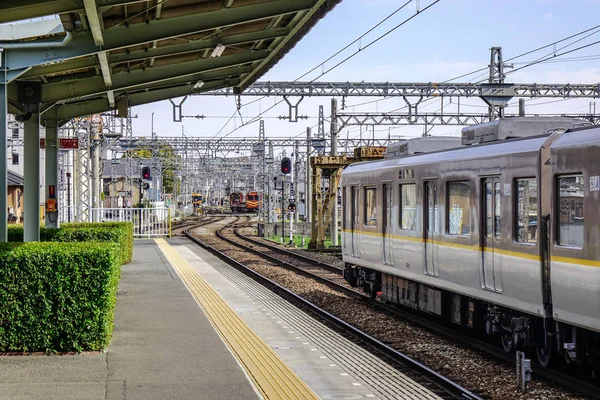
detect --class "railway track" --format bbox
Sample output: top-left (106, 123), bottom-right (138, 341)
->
top-left (181, 217), bottom-right (599, 399)
top-left (231, 225), bottom-right (344, 275)
top-left (183, 217), bottom-right (483, 400)
top-left (230, 222), bottom-right (600, 399)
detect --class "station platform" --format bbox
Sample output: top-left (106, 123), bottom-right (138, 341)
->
top-left (0, 238), bottom-right (441, 400)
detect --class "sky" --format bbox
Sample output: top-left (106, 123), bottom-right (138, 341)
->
top-left (130, 0), bottom-right (600, 153)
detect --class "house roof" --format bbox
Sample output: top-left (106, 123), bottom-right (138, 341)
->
top-left (7, 170), bottom-right (24, 187)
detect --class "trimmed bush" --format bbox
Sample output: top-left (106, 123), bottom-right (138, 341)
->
top-left (7, 225), bottom-right (24, 242)
top-left (6, 222), bottom-right (133, 264)
top-left (0, 242), bottom-right (121, 352)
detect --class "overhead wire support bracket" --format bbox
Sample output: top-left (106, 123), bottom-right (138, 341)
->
top-left (283, 95), bottom-right (304, 122)
top-left (402, 95), bottom-right (423, 123)
top-left (169, 96), bottom-right (188, 123)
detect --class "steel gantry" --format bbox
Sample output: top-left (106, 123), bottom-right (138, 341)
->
top-left (334, 112), bottom-right (600, 127)
top-left (199, 81), bottom-right (600, 99)
top-left (109, 136), bottom-right (393, 156)
top-left (197, 47), bottom-right (600, 125)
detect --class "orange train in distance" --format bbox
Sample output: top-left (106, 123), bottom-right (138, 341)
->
top-left (229, 191), bottom-right (262, 213)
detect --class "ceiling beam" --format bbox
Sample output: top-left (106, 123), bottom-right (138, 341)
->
top-left (0, 0), bottom-right (148, 24)
top-left (107, 90), bottom-right (115, 107)
top-left (5, 0), bottom-right (314, 70)
top-left (98, 51), bottom-right (113, 87)
top-left (239, 0), bottom-right (327, 89)
top-left (102, 0), bottom-right (314, 50)
top-left (54, 79), bottom-right (238, 122)
top-left (83, 0), bottom-right (105, 46)
top-left (129, 65), bottom-right (253, 92)
top-left (17, 50), bottom-right (267, 103)
top-left (21, 28), bottom-right (289, 79)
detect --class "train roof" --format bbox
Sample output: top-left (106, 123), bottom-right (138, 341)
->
top-left (460, 116), bottom-right (589, 145)
top-left (551, 123), bottom-right (600, 150)
top-left (343, 124), bottom-right (600, 176)
top-left (343, 134), bottom-right (549, 176)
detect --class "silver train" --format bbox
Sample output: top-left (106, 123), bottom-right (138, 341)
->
top-left (340, 118), bottom-right (600, 367)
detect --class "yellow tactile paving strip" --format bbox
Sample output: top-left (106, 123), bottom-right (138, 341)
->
top-left (155, 238), bottom-right (319, 400)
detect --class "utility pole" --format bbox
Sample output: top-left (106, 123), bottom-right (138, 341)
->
top-left (294, 140), bottom-right (300, 223)
top-left (330, 98), bottom-right (339, 247)
top-left (268, 140), bottom-right (274, 223)
top-left (281, 175), bottom-right (285, 243)
top-left (259, 120), bottom-right (266, 235)
top-left (306, 127), bottom-right (312, 225)
top-left (90, 123), bottom-right (101, 221)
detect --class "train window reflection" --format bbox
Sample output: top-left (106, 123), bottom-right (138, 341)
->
top-left (400, 184), bottom-right (416, 230)
top-left (485, 182), bottom-right (492, 238)
top-left (365, 187), bottom-right (377, 226)
top-left (558, 175), bottom-right (584, 247)
top-left (448, 181), bottom-right (471, 235)
top-left (494, 182), bottom-right (501, 238)
top-left (342, 187), bottom-right (347, 231)
top-left (515, 178), bottom-right (538, 243)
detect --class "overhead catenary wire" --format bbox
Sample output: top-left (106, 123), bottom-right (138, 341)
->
top-left (214, 9), bottom-right (600, 141)
top-left (345, 23), bottom-right (600, 109)
top-left (215, 0), bottom-right (442, 139)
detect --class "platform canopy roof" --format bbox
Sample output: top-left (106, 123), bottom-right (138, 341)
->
top-left (0, 0), bottom-right (340, 125)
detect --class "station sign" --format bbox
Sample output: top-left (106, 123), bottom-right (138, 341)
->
top-left (39, 138), bottom-right (80, 150)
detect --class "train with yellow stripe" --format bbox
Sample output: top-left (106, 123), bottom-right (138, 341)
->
top-left (191, 192), bottom-right (203, 215)
top-left (341, 117), bottom-right (599, 368)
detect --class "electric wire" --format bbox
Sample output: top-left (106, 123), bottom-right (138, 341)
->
top-left (215, 9), bottom-right (600, 141)
top-left (216, 0), bottom-right (442, 139)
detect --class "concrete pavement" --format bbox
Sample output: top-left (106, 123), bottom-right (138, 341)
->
top-left (0, 240), bottom-right (258, 400)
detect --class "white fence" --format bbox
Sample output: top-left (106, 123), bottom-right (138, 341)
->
top-left (59, 207), bottom-right (171, 237)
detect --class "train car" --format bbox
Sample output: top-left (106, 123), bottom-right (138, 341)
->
top-left (340, 117), bottom-right (599, 367)
top-left (230, 191), bottom-right (244, 213)
top-left (245, 191), bottom-right (261, 213)
top-left (191, 192), bottom-right (203, 215)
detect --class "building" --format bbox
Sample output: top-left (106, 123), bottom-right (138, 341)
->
top-left (102, 158), bottom-right (162, 207)
top-left (7, 170), bottom-right (24, 224)
top-left (7, 113), bottom-right (46, 204)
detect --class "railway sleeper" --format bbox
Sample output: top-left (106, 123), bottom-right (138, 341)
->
top-left (344, 263), bottom-right (600, 370)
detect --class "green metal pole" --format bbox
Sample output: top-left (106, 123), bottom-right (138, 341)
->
top-left (0, 50), bottom-right (7, 242)
top-left (24, 113), bottom-right (40, 242)
top-left (44, 116), bottom-right (59, 229)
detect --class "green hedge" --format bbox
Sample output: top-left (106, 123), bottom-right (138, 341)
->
top-left (0, 242), bottom-right (121, 352)
top-left (7, 222), bottom-right (133, 264)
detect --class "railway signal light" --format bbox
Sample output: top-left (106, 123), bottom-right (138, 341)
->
top-left (141, 166), bottom-right (151, 180)
top-left (281, 157), bottom-right (291, 175)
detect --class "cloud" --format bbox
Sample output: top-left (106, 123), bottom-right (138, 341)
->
top-left (543, 12), bottom-right (554, 19)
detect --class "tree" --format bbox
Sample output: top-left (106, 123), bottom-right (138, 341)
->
top-left (125, 141), bottom-right (181, 196)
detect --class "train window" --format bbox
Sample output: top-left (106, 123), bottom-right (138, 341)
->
top-left (515, 178), bottom-right (538, 243)
top-left (494, 182), bottom-right (501, 238)
top-left (557, 175), bottom-right (584, 247)
top-left (352, 187), bottom-right (359, 226)
top-left (400, 184), bottom-right (416, 230)
top-left (342, 187), bottom-right (347, 231)
top-left (448, 181), bottom-right (471, 235)
top-left (364, 186), bottom-right (377, 226)
top-left (485, 182), bottom-right (493, 238)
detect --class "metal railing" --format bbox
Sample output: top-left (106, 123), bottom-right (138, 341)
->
top-left (59, 207), bottom-right (172, 238)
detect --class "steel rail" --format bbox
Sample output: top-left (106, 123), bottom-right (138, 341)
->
top-left (232, 225), bottom-right (343, 274)
top-left (183, 222), bottom-right (483, 400)
top-left (183, 218), bottom-right (600, 399)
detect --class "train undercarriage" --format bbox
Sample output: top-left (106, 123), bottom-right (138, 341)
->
top-left (344, 264), bottom-right (600, 371)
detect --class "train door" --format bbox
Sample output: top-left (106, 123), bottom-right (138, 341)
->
top-left (481, 178), bottom-right (503, 292)
top-left (351, 186), bottom-right (359, 257)
top-left (382, 184), bottom-right (393, 265)
top-left (424, 181), bottom-right (439, 276)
